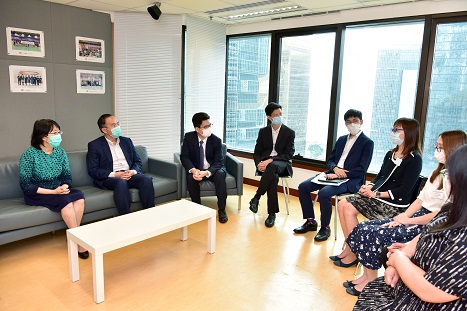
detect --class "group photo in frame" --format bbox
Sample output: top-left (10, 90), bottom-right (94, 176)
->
top-left (76, 69), bottom-right (105, 94)
top-left (75, 36), bottom-right (105, 63)
top-left (6, 27), bottom-right (45, 57)
top-left (9, 65), bottom-right (47, 93)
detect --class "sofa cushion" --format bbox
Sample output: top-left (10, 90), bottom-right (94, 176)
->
top-left (135, 145), bottom-right (149, 173)
top-left (67, 151), bottom-right (94, 187)
top-left (0, 160), bottom-right (23, 200)
top-left (129, 174), bottom-right (178, 202)
top-left (75, 186), bottom-right (116, 213)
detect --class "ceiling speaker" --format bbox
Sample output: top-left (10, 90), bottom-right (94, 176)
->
top-left (147, 3), bottom-right (162, 20)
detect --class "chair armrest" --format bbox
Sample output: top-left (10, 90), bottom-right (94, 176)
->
top-left (226, 152), bottom-right (243, 195)
top-left (173, 152), bottom-right (187, 198)
top-left (148, 157), bottom-right (182, 198)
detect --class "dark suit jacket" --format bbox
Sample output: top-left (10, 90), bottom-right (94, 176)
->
top-left (86, 136), bottom-right (143, 188)
top-left (180, 132), bottom-right (225, 176)
top-left (326, 132), bottom-right (374, 193)
top-left (253, 124), bottom-right (295, 176)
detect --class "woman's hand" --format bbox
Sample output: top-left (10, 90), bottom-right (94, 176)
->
top-left (55, 184), bottom-right (70, 194)
top-left (382, 220), bottom-right (402, 228)
top-left (393, 212), bottom-right (410, 225)
top-left (384, 266), bottom-right (400, 287)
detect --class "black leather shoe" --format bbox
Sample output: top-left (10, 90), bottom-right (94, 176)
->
top-left (329, 255), bottom-right (343, 261)
top-left (314, 227), bottom-right (331, 241)
top-left (333, 258), bottom-right (359, 268)
top-left (346, 286), bottom-right (361, 296)
top-left (249, 198), bottom-right (259, 213)
top-left (78, 251), bottom-right (89, 259)
top-left (343, 280), bottom-right (357, 288)
top-left (218, 210), bottom-right (228, 223)
top-left (265, 213), bottom-right (276, 228)
top-left (293, 220), bottom-right (318, 234)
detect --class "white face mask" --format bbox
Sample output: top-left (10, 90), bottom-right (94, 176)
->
top-left (346, 123), bottom-right (361, 136)
top-left (201, 128), bottom-right (212, 138)
top-left (434, 149), bottom-right (446, 164)
top-left (390, 132), bottom-right (404, 146)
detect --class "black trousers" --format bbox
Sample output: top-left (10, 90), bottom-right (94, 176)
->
top-left (256, 161), bottom-right (289, 214)
top-left (186, 170), bottom-right (227, 210)
top-left (103, 174), bottom-right (155, 215)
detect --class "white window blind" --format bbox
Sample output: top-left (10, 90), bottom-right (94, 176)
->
top-left (184, 16), bottom-right (226, 138)
top-left (114, 13), bottom-right (183, 160)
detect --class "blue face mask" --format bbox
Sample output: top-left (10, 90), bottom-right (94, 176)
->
top-left (111, 126), bottom-right (122, 138)
top-left (271, 116), bottom-right (283, 125)
top-left (49, 134), bottom-right (62, 148)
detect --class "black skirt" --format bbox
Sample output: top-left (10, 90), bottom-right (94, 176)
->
top-left (24, 188), bottom-right (85, 212)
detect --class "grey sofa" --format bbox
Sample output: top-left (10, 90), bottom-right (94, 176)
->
top-left (174, 144), bottom-right (243, 209)
top-left (0, 146), bottom-right (181, 246)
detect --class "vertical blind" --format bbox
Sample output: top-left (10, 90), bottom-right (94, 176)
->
top-left (184, 16), bottom-right (226, 138)
top-left (114, 13), bottom-right (183, 160)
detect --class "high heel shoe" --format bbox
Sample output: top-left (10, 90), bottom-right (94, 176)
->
top-left (78, 250), bottom-right (89, 259)
top-left (333, 258), bottom-right (358, 267)
top-left (329, 254), bottom-right (344, 261)
top-left (343, 280), bottom-right (357, 288)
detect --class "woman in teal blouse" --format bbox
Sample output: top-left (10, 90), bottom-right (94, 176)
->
top-left (19, 119), bottom-right (88, 259)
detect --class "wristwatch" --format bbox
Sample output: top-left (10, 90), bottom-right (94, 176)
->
top-left (375, 191), bottom-right (381, 198)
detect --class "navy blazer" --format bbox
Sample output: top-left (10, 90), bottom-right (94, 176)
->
top-left (86, 136), bottom-right (143, 188)
top-left (326, 132), bottom-right (374, 193)
top-left (253, 124), bottom-right (295, 176)
top-left (180, 132), bottom-right (225, 176)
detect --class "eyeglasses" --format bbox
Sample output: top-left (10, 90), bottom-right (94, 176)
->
top-left (106, 122), bottom-right (120, 129)
top-left (199, 123), bottom-right (213, 130)
top-left (49, 130), bottom-right (63, 136)
top-left (345, 121), bottom-right (360, 126)
top-left (390, 127), bottom-right (404, 133)
top-left (433, 144), bottom-right (443, 152)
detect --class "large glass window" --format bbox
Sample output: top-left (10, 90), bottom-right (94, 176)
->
top-left (337, 22), bottom-right (425, 172)
top-left (422, 20), bottom-right (467, 177)
top-left (278, 33), bottom-right (335, 160)
top-left (225, 35), bottom-right (271, 151)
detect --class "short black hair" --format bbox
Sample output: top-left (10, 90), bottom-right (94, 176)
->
top-left (192, 112), bottom-right (210, 128)
top-left (265, 102), bottom-right (282, 116)
top-left (97, 114), bottom-right (112, 133)
top-left (31, 119), bottom-right (60, 149)
top-left (344, 109), bottom-right (362, 121)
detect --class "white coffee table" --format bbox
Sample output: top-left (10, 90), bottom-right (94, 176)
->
top-left (66, 200), bottom-right (216, 303)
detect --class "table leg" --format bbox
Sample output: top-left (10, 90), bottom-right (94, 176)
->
top-left (180, 226), bottom-right (188, 241)
top-left (67, 236), bottom-right (80, 282)
top-left (92, 253), bottom-right (105, 303)
top-left (207, 215), bottom-right (216, 254)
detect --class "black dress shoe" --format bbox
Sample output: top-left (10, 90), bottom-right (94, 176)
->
top-left (265, 213), bottom-right (276, 228)
top-left (293, 220), bottom-right (318, 234)
top-left (218, 210), bottom-right (228, 223)
top-left (249, 198), bottom-right (259, 213)
top-left (343, 280), bottom-right (357, 288)
top-left (346, 286), bottom-right (361, 296)
top-left (329, 255), bottom-right (344, 261)
top-left (78, 251), bottom-right (89, 259)
top-left (333, 258), bottom-right (359, 268)
top-left (314, 227), bottom-right (331, 241)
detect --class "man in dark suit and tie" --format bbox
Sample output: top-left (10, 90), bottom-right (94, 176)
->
top-left (294, 109), bottom-right (374, 241)
top-left (180, 112), bottom-right (228, 223)
top-left (249, 102), bottom-right (295, 228)
top-left (86, 114), bottom-right (155, 215)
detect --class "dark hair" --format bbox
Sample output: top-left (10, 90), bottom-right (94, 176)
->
top-left (433, 144), bottom-right (467, 232)
top-left (344, 109), bottom-right (362, 121)
top-left (392, 118), bottom-right (421, 156)
top-left (97, 114), bottom-right (112, 133)
top-left (30, 119), bottom-right (60, 149)
top-left (265, 102), bottom-right (282, 116)
top-left (192, 112), bottom-right (210, 128)
top-left (430, 130), bottom-right (467, 189)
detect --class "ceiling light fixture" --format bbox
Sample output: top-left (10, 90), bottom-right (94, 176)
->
top-left (224, 5), bottom-right (300, 19)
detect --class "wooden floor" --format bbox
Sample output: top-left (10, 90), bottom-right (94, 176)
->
top-left (0, 185), bottom-right (361, 310)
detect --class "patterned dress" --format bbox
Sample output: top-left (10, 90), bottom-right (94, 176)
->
top-left (19, 146), bottom-right (84, 212)
top-left (354, 211), bottom-right (467, 310)
top-left (347, 173), bottom-right (445, 270)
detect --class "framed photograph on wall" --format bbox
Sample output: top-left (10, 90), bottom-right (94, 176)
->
top-left (6, 27), bottom-right (45, 57)
top-left (75, 36), bottom-right (105, 63)
top-left (76, 69), bottom-right (105, 94)
top-left (9, 65), bottom-right (47, 93)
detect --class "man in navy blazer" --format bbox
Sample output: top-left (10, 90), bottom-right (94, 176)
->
top-left (294, 109), bottom-right (374, 241)
top-left (87, 114), bottom-right (155, 215)
top-left (180, 112), bottom-right (228, 223)
top-left (249, 102), bottom-right (295, 228)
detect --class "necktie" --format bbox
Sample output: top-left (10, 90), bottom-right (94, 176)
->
top-left (199, 140), bottom-right (204, 170)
